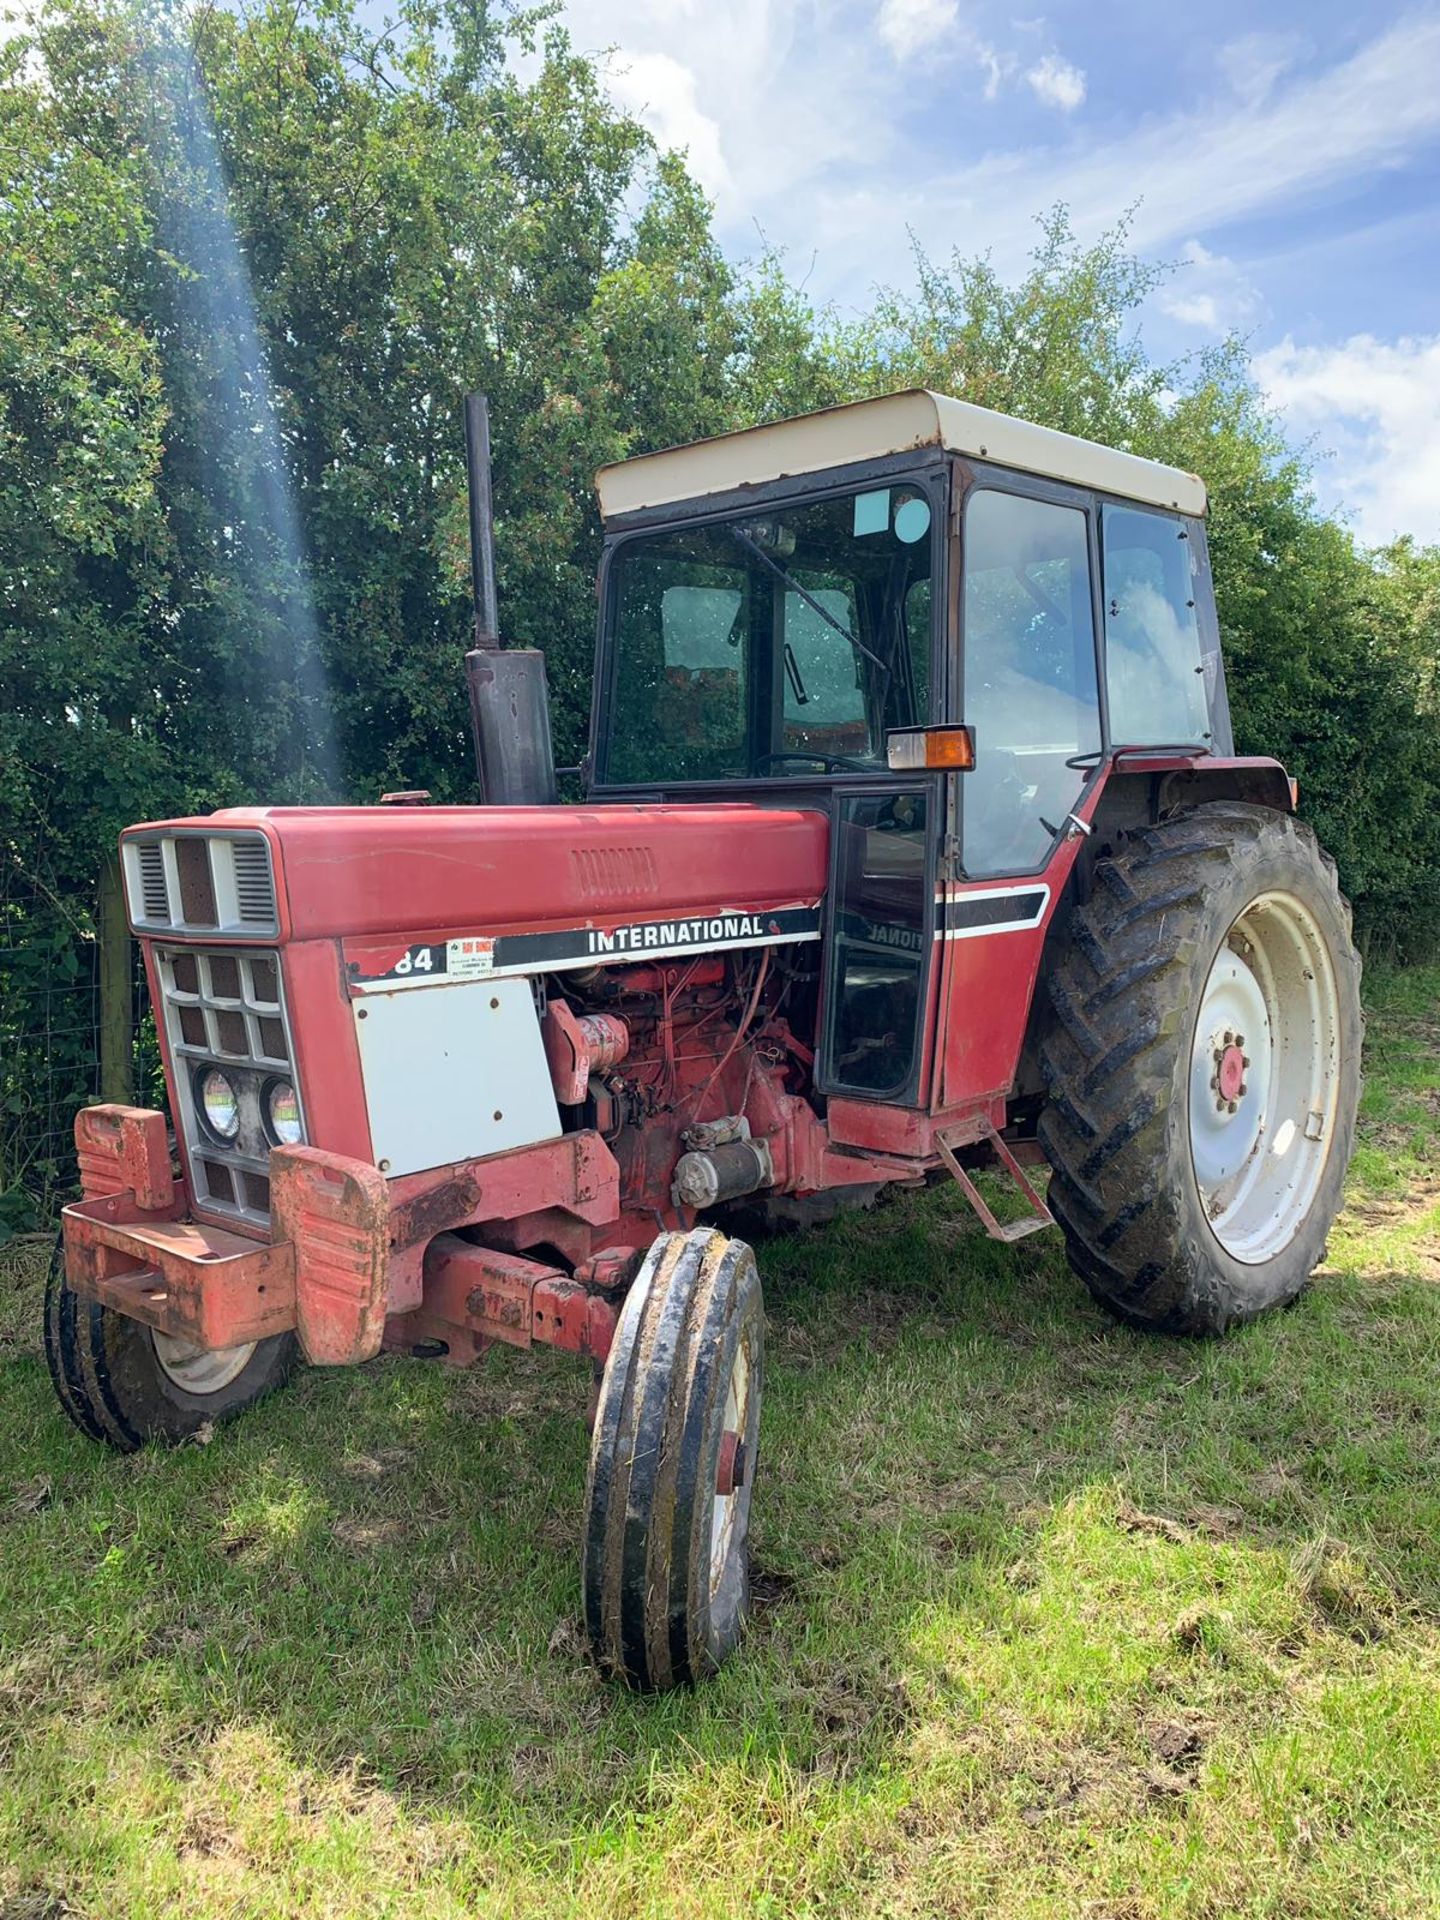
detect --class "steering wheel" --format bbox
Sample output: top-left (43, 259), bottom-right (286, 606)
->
top-left (754, 749), bottom-right (875, 773)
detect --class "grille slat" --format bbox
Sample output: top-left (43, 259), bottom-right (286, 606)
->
top-left (233, 840), bottom-right (278, 926)
top-left (136, 843), bottom-right (169, 923)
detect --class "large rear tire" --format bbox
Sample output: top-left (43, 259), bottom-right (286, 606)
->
top-left (1038, 803), bottom-right (1362, 1334)
top-left (582, 1226), bottom-right (763, 1690)
top-left (44, 1240), bottom-right (295, 1451)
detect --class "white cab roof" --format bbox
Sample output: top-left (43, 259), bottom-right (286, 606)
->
top-left (595, 387), bottom-right (1207, 520)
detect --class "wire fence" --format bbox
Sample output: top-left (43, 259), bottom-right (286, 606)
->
top-left (0, 842), bottom-right (150, 1231)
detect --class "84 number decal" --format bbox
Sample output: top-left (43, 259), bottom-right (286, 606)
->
top-left (390, 944), bottom-right (440, 977)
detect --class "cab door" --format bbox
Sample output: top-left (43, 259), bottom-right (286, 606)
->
top-left (935, 479), bottom-right (1104, 1111)
top-left (818, 783), bottom-right (938, 1103)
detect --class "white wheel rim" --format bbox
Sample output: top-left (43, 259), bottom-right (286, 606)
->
top-left (709, 1333), bottom-right (753, 1600)
top-left (1188, 889), bottom-right (1342, 1265)
top-left (151, 1330), bottom-right (257, 1394)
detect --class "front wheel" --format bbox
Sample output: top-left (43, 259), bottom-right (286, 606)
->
top-left (1039, 803), bottom-right (1363, 1334)
top-left (44, 1241), bottom-right (295, 1451)
top-left (582, 1226), bottom-right (763, 1689)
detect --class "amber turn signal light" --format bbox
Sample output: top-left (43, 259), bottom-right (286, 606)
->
top-left (885, 725), bottom-right (976, 772)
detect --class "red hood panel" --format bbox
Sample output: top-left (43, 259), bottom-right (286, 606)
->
top-left (146, 803), bottom-right (831, 940)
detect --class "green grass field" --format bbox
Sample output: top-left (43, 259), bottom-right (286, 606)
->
top-left (2, 969), bottom-right (1439, 1919)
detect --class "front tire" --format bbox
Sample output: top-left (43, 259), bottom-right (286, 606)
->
top-left (1039, 803), bottom-right (1362, 1334)
top-left (582, 1226), bottom-right (763, 1690)
top-left (44, 1241), bottom-right (295, 1451)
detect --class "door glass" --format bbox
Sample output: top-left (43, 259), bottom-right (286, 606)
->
top-left (826, 789), bottom-right (929, 1096)
top-left (962, 490), bottom-right (1101, 876)
top-left (1102, 506), bottom-right (1210, 747)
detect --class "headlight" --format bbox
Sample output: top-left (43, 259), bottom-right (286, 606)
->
top-left (199, 1068), bottom-right (240, 1141)
top-left (265, 1080), bottom-right (303, 1146)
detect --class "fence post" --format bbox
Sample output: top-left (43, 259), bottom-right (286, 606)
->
top-left (97, 849), bottom-right (134, 1106)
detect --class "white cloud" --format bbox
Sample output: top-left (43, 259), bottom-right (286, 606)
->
top-left (551, 0), bottom-right (901, 235)
top-left (1025, 52), bottom-right (1085, 112)
top-left (978, 44), bottom-right (1008, 100)
top-left (1217, 30), bottom-right (1305, 108)
top-left (1159, 240), bottom-right (1263, 337)
top-left (606, 50), bottom-right (731, 198)
top-left (878, 0), bottom-right (958, 61)
top-left (1254, 333), bottom-right (1440, 546)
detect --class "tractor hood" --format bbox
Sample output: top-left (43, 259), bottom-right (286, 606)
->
top-left (124, 802), bottom-right (830, 947)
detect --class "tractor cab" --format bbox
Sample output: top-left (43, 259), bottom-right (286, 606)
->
top-left (584, 389), bottom-right (1231, 1115)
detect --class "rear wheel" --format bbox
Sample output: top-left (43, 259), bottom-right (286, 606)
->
top-left (1039, 803), bottom-right (1362, 1334)
top-left (582, 1226), bottom-right (763, 1689)
top-left (44, 1241), bottom-right (295, 1451)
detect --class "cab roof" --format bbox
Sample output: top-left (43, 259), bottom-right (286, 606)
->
top-left (595, 387), bottom-right (1207, 522)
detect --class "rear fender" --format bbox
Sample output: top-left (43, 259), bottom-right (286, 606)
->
top-left (1011, 754), bottom-right (1294, 1104)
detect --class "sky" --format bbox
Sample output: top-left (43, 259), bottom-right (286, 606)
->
top-left (547, 0), bottom-right (1440, 548)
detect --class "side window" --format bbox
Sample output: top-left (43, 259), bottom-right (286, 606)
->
top-left (961, 489), bottom-right (1101, 876)
top-left (1102, 506), bottom-right (1210, 746)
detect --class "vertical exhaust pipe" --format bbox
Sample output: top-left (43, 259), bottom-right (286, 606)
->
top-left (462, 393), bottom-right (557, 806)
top-left (464, 393), bottom-right (501, 651)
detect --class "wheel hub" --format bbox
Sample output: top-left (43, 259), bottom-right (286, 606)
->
top-left (1188, 892), bottom-right (1342, 1265)
top-left (1214, 1039), bottom-right (1248, 1108)
top-left (709, 1338), bottom-right (753, 1599)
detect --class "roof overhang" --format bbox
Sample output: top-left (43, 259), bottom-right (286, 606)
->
top-left (595, 388), bottom-right (1207, 521)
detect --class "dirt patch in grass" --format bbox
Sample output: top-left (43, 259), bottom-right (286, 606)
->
top-left (0, 1238), bottom-right (47, 1358)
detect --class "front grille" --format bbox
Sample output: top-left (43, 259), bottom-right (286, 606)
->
top-left (123, 832), bottom-right (279, 938)
top-left (155, 945), bottom-right (304, 1229)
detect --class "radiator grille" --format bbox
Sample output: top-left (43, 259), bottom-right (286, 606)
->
top-left (156, 945), bottom-right (302, 1229)
top-left (123, 833), bottom-right (279, 938)
top-left (136, 842), bottom-right (169, 922)
top-left (233, 839), bottom-right (278, 925)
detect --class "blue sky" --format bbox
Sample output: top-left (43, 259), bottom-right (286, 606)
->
top-left (550, 0), bottom-right (1440, 546)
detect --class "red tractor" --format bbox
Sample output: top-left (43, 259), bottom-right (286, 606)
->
top-left (49, 389), bottom-right (1362, 1689)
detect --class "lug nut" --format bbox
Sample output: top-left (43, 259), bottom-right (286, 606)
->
top-left (1227, 1100), bottom-right (1238, 1114)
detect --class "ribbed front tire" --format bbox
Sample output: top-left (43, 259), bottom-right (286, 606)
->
top-left (1038, 803), bottom-right (1362, 1334)
top-left (582, 1227), bottom-right (764, 1690)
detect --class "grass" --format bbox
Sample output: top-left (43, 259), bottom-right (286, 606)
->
top-left (1, 968), bottom-right (1439, 1919)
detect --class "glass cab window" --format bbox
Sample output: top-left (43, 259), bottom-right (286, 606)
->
top-left (961, 489), bottom-right (1102, 877)
top-left (599, 482), bottom-right (935, 785)
top-left (1102, 505), bottom-right (1210, 747)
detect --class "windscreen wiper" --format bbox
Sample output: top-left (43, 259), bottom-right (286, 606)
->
top-left (783, 642), bottom-right (810, 705)
top-left (729, 527), bottom-right (891, 678)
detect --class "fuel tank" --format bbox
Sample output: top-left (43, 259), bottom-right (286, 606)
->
top-left (140, 802), bottom-right (831, 942)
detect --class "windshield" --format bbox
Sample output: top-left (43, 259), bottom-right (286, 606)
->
top-left (598, 482), bottom-right (936, 785)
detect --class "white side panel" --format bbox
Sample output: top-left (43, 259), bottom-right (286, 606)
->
top-left (353, 975), bottom-right (560, 1178)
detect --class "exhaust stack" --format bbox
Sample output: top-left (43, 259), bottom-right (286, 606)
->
top-left (462, 393), bottom-right (558, 807)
